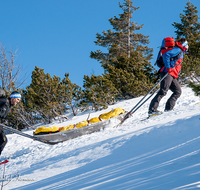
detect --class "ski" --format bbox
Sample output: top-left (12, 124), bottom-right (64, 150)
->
top-left (0, 124), bottom-right (57, 145)
top-left (140, 113), bottom-right (163, 122)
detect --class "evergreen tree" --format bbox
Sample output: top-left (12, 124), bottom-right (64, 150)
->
top-left (23, 67), bottom-right (83, 123)
top-left (188, 81), bottom-right (200, 97)
top-left (61, 73), bottom-right (83, 116)
top-left (24, 66), bottom-right (62, 123)
top-left (104, 56), bottom-right (155, 98)
top-left (173, 2), bottom-right (200, 83)
top-left (82, 75), bottom-right (119, 111)
top-left (90, 0), bottom-right (155, 98)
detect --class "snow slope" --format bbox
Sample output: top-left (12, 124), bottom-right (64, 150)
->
top-left (1, 87), bottom-right (200, 190)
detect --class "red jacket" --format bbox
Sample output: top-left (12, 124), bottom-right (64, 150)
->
top-left (161, 42), bottom-right (187, 78)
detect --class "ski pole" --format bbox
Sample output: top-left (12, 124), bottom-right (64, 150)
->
top-left (130, 88), bottom-right (160, 116)
top-left (0, 124), bottom-right (57, 145)
top-left (117, 73), bottom-right (168, 127)
top-left (116, 88), bottom-right (159, 128)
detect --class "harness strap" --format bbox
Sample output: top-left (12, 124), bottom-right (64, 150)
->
top-left (161, 46), bottom-right (174, 50)
top-left (170, 51), bottom-right (182, 61)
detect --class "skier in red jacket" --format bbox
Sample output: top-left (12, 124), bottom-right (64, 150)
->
top-left (148, 38), bottom-right (189, 116)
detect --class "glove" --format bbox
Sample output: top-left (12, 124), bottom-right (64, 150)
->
top-left (166, 68), bottom-right (173, 73)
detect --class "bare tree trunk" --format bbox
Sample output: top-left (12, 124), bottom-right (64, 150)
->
top-left (127, 3), bottom-right (131, 58)
top-left (0, 44), bottom-right (8, 89)
top-left (0, 43), bottom-right (27, 92)
top-left (52, 108), bottom-right (69, 120)
top-left (18, 112), bottom-right (35, 129)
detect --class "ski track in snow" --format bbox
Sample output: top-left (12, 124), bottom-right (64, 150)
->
top-left (0, 87), bottom-right (200, 190)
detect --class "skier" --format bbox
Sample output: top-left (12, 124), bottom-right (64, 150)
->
top-left (148, 38), bottom-right (189, 116)
top-left (0, 91), bottom-right (21, 155)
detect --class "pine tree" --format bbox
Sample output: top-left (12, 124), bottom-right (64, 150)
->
top-left (104, 55), bottom-right (155, 98)
top-left (90, 0), bottom-right (155, 98)
top-left (82, 75), bottom-right (119, 111)
top-left (173, 1), bottom-right (200, 83)
top-left (188, 81), bottom-right (200, 96)
top-left (23, 67), bottom-right (83, 123)
top-left (24, 66), bottom-right (62, 123)
top-left (61, 73), bottom-right (83, 116)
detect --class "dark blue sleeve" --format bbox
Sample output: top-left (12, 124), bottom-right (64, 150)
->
top-left (0, 98), bottom-right (7, 107)
top-left (0, 98), bottom-right (10, 119)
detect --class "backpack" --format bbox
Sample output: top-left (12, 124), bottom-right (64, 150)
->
top-left (161, 37), bottom-right (175, 49)
top-left (155, 37), bottom-right (177, 69)
top-left (0, 88), bottom-right (7, 111)
top-left (0, 88), bottom-right (6, 98)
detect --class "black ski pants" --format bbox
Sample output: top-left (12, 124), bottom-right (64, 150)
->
top-left (0, 127), bottom-right (7, 155)
top-left (149, 72), bottom-right (182, 111)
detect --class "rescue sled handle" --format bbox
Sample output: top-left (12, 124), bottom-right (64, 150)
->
top-left (0, 124), bottom-right (57, 145)
top-left (118, 73), bottom-right (168, 127)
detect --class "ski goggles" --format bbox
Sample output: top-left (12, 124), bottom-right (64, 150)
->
top-left (182, 41), bottom-right (189, 52)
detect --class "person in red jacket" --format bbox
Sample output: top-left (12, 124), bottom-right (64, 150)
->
top-left (148, 38), bottom-right (189, 116)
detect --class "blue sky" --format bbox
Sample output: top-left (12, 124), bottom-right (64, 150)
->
top-left (0, 0), bottom-right (200, 89)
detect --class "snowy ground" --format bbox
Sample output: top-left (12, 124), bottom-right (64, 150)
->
top-left (0, 87), bottom-right (200, 190)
